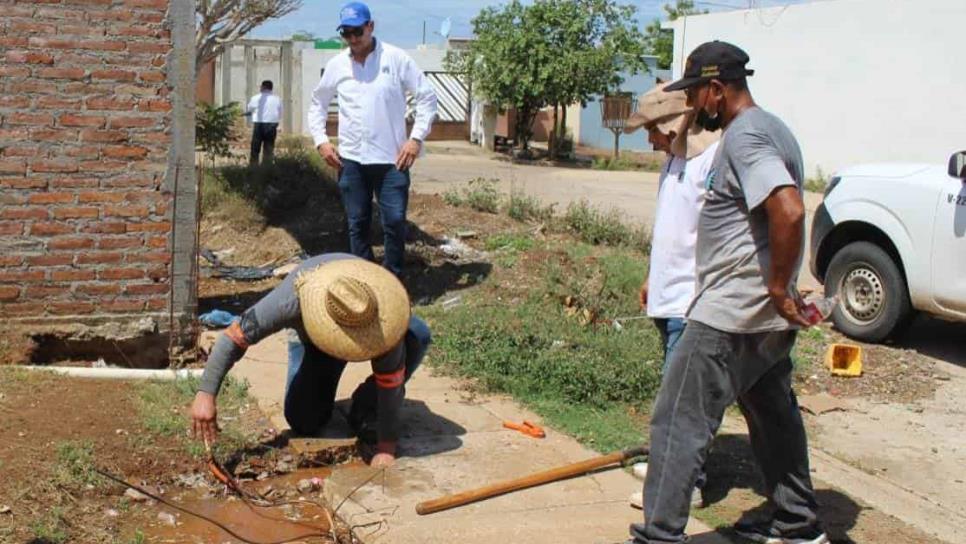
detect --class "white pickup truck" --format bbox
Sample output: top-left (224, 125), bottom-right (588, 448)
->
top-left (809, 151), bottom-right (966, 342)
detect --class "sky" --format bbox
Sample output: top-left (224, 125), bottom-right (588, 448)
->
top-left (250, 0), bottom-right (812, 48)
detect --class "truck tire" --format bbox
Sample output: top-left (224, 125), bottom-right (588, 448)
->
top-left (825, 241), bottom-right (913, 343)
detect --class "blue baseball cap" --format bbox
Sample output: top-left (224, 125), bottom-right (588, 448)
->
top-left (338, 2), bottom-right (371, 28)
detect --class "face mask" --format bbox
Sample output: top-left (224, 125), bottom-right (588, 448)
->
top-left (695, 85), bottom-right (722, 131)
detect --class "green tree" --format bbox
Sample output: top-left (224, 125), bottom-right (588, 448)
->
top-left (196, 102), bottom-right (240, 167)
top-left (448, 0), bottom-right (648, 156)
top-left (290, 30), bottom-right (316, 41)
top-left (642, 0), bottom-right (707, 70)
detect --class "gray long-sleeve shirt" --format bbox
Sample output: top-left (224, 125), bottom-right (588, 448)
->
top-left (199, 253), bottom-right (407, 442)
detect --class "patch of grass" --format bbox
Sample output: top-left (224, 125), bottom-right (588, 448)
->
top-left (442, 178), bottom-right (501, 213)
top-left (135, 376), bottom-right (253, 459)
top-left (563, 199), bottom-right (651, 253)
top-left (201, 170), bottom-right (265, 232)
top-left (591, 155), bottom-right (663, 172)
top-left (54, 441), bottom-right (103, 489)
top-left (0, 332), bottom-right (35, 365)
top-left (484, 233), bottom-right (535, 253)
top-left (804, 166), bottom-right (828, 193)
top-left (506, 191), bottom-right (555, 223)
top-left (30, 507), bottom-right (69, 543)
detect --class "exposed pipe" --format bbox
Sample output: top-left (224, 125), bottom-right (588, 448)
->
top-left (17, 366), bottom-right (204, 380)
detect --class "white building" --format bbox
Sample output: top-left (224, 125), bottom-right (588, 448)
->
top-left (666, 0), bottom-right (966, 176)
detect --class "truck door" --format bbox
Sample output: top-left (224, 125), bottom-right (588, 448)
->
top-left (932, 174), bottom-right (966, 315)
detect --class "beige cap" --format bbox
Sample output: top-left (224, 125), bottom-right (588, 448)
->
top-left (296, 260), bottom-right (411, 362)
top-left (624, 82), bottom-right (691, 135)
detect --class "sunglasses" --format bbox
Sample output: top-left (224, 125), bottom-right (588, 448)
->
top-left (339, 26), bottom-right (365, 38)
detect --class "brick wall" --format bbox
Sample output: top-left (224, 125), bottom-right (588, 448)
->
top-left (0, 0), bottom-right (179, 327)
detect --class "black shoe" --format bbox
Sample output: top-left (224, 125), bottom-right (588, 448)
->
top-left (347, 404), bottom-right (378, 445)
top-left (733, 520), bottom-right (829, 544)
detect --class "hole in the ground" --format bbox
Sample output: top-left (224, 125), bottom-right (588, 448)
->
top-left (29, 333), bottom-right (171, 368)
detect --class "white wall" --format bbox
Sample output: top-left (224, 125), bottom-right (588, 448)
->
top-left (669, 0), bottom-right (966, 176)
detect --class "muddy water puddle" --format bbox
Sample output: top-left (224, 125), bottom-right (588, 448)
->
top-left (140, 467), bottom-right (335, 543)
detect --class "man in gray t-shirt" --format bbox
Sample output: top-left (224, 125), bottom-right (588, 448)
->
top-left (626, 42), bottom-right (827, 544)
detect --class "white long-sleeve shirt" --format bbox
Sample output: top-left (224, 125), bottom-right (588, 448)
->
top-left (307, 39), bottom-right (438, 165)
top-left (247, 92), bottom-right (282, 124)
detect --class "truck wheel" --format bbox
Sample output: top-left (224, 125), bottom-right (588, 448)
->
top-left (825, 241), bottom-right (913, 343)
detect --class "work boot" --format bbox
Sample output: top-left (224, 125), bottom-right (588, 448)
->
top-left (733, 519), bottom-right (829, 544)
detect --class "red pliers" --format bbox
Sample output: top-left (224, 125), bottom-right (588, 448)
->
top-left (503, 420), bottom-right (546, 438)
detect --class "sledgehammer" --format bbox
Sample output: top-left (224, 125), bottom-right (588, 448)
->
top-left (415, 445), bottom-right (648, 515)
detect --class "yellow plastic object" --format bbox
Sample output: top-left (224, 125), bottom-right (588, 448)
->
top-left (825, 343), bottom-right (863, 377)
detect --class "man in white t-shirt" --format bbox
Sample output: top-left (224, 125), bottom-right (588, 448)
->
top-left (623, 82), bottom-right (720, 509)
top-left (244, 80), bottom-right (283, 165)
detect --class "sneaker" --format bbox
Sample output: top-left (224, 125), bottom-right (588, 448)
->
top-left (733, 520), bottom-right (829, 544)
top-left (628, 488), bottom-right (703, 510)
top-left (632, 462), bottom-right (648, 481)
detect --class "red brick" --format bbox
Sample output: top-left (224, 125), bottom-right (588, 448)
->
top-left (98, 267), bottom-right (143, 280)
top-left (49, 302), bottom-right (96, 315)
top-left (9, 80), bottom-right (56, 94)
top-left (27, 37), bottom-right (78, 49)
top-left (107, 116), bottom-right (157, 129)
top-left (0, 160), bottom-right (27, 175)
top-left (100, 299), bottom-right (146, 313)
top-left (91, 69), bottom-right (136, 82)
top-left (77, 252), bottom-right (123, 265)
top-left (9, 22), bottom-right (56, 34)
top-left (84, 97), bottom-right (137, 111)
top-left (0, 222), bottom-right (25, 235)
top-left (0, 37), bottom-right (29, 48)
top-left (49, 177), bottom-right (97, 189)
top-left (31, 222), bottom-right (75, 236)
top-left (57, 25), bottom-right (106, 37)
top-left (36, 7), bottom-right (85, 18)
top-left (60, 114), bottom-right (106, 128)
top-left (48, 236), bottom-right (94, 250)
top-left (80, 129), bottom-right (127, 143)
top-left (123, 0), bottom-right (168, 10)
top-left (0, 178), bottom-right (45, 190)
top-left (2, 145), bottom-right (43, 157)
top-left (6, 50), bottom-right (55, 64)
top-left (103, 205), bottom-right (149, 218)
top-left (145, 297), bottom-right (167, 311)
top-left (0, 286), bottom-right (20, 302)
top-left (100, 177), bottom-right (155, 189)
top-left (0, 207), bottom-right (49, 220)
top-left (81, 222), bottom-right (125, 234)
top-left (138, 100), bottom-right (171, 112)
top-left (0, 96), bottom-right (31, 108)
top-left (52, 206), bottom-right (99, 219)
top-left (145, 266), bottom-right (168, 281)
top-left (6, 113), bottom-right (54, 126)
top-left (64, 146), bottom-right (101, 159)
top-left (103, 145), bottom-right (148, 159)
top-left (32, 161), bottom-right (78, 174)
top-left (0, 193), bottom-right (27, 206)
top-left (78, 191), bottom-right (125, 203)
top-left (125, 251), bottom-right (169, 264)
top-left (26, 254), bottom-right (74, 266)
top-left (0, 302), bottom-right (45, 316)
top-left (79, 40), bottom-right (126, 51)
top-left (0, 256), bottom-right (24, 267)
top-left (26, 285), bottom-right (71, 299)
top-left (133, 11), bottom-right (164, 23)
top-left (35, 67), bottom-right (86, 80)
top-left (138, 70), bottom-right (165, 83)
top-left (0, 270), bottom-right (45, 283)
top-left (65, 0), bottom-right (114, 5)
top-left (28, 193), bottom-right (73, 205)
top-left (34, 97), bottom-right (81, 110)
top-left (125, 221), bottom-right (170, 233)
top-left (109, 25), bottom-right (161, 38)
top-left (76, 282), bottom-right (121, 296)
top-left (79, 160), bottom-right (127, 172)
top-left (124, 282), bottom-right (168, 295)
top-left (30, 128), bottom-right (80, 143)
top-left (0, 66), bottom-right (30, 78)
top-left (146, 235), bottom-right (167, 248)
top-left (50, 269), bottom-right (95, 282)
top-left (127, 42), bottom-right (169, 56)
top-left (0, 128), bottom-right (29, 141)
top-left (61, 82), bottom-right (114, 96)
top-left (88, 11), bottom-right (133, 22)
top-left (97, 236), bottom-right (142, 249)
top-left (151, 56), bottom-right (165, 67)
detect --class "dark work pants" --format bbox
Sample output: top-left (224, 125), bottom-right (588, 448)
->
top-left (283, 317), bottom-right (431, 442)
top-left (337, 158), bottom-right (410, 277)
top-left (250, 122), bottom-right (278, 165)
top-left (631, 321), bottom-right (820, 543)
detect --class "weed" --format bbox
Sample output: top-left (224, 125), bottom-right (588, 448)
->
top-left (563, 199), bottom-right (651, 253)
top-left (804, 166), bottom-right (827, 193)
top-left (200, 171), bottom-right (264, 232)
top-left (30, 507), bottom-right (68, 543)
top-left (484, 233), bottom-right (535, 253)
top-left (443, 178), bottom-right (501, 213)
top-left (506, 191), bottom-right (555, 223)
top-left (54, 441), bottom-right (102, 489)
top-left (591, 155), bottom-right (663, 172)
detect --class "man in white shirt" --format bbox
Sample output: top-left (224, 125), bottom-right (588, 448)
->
top-left (244, 80), bottom-right (283, 165)
top-left (307, 2), bottom-right (438, 277)
top-left (623, 82), bottom-right (720, 510)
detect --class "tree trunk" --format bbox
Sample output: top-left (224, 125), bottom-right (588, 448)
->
top-left (550, 104), bottom-right (559, 160)
top-left (560, 106), bottom-right (568, 157)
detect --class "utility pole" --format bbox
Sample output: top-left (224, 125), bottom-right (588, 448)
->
top-left (422, 20), bottom-right (426, 45)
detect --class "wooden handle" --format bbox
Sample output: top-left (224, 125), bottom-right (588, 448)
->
top-left (415, 445), bottom-right (647, 515)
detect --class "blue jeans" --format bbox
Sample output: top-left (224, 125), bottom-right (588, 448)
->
top-left (283, 316), bottom-right (431, 437)
top-left (338, 158), bottom-right (410, 277)
top-left (653, 318), bottom-right (686, 374)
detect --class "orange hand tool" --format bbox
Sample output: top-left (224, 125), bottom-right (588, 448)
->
top-left (503, 420), bottom-right (546, 438)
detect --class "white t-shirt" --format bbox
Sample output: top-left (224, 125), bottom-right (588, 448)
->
top-left (646, 141), bottom-right (718, 319)
top-left (247, 92), bottom-right (282, 124)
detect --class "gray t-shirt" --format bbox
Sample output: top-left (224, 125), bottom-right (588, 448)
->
top-left (687, 107), bottom-right (804, 333)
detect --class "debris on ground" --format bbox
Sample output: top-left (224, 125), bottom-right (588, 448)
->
top-left (799, 392), bottom-right (851, 415)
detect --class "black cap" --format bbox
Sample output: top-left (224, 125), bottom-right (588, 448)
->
top-left (664, 41), bottom-right (754, 92)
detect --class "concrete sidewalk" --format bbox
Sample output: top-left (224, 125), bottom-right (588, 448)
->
top-left (229, 331), bottom-right (730, 544)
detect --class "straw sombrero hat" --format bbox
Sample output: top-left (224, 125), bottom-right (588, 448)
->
top-left (295, 259), bottom-right (411, 362)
